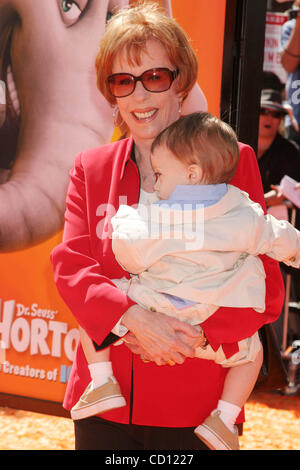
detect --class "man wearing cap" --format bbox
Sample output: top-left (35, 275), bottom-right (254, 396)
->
top-left (257, 88), bottom-right (300, 341)
top-left (257, 89), bottom-right (300, 204)
top-left (280, 0), bottom-right (300, 144)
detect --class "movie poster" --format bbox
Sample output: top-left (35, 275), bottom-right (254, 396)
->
top-left (264, 11), bottom-right (288, 84)
top-left (0, 0), bottom-right (226, 409)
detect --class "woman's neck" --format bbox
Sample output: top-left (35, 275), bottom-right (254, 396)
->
top-left (134, 141), bottom-right (156, 192)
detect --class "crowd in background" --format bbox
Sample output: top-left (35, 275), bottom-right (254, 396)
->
top-left (258, 0), bottom-right (300, 344)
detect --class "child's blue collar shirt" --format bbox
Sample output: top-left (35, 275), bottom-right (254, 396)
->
top-left (155, 183), bottom-right (228, 209)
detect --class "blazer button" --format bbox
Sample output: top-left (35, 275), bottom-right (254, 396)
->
top-left (149, 306), bottom-right (157, 312)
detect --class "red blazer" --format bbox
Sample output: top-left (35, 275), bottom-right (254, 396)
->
top-left (51, 136), bottom-right (284, 427)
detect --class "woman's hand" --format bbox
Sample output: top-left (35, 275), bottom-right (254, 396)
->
top-left (121, 304), bottom-right (204, 366)
top-left (123, 329), bottom-right (206, 364)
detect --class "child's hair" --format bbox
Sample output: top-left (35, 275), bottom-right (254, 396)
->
top-left (151, 112), bottom-right (240, 184)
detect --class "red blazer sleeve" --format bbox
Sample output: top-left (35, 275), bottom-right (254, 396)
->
top-left (202, 144), bottom-right (285, 352)
top-left (50, 152), bottom-right (136, 346)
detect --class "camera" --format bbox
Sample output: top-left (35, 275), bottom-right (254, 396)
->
top-left (287, 8), bottom-right (300, 20)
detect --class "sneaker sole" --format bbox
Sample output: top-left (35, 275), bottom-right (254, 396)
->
top-left (194, 424), bottom-right (232, 450)
top-left (71, 396), bottom-right (126, 421)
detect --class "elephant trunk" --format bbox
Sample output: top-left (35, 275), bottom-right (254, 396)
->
top-left (0, 113), bottom-right (113, 252)
top-left (0, 158), bottom-right (68, 251)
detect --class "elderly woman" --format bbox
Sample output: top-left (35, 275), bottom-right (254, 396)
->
top-left (51, 3), bottom-right (284, 450)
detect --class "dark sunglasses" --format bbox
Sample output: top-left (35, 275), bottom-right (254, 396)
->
top-left (260, 108), bottom-right (284, 119)
top-left (107, 68), bottom-right (179, 98)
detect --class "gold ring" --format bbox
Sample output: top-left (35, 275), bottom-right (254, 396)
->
top-left (167, 360), bottom-right (175, 366)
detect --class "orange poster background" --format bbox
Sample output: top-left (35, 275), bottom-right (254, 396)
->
top-left (0, 1), bottom-right (226, 404)
top-left (0, 232), bottom-right (79, 402)
top-left (171, 0), bottom-right (226, 116)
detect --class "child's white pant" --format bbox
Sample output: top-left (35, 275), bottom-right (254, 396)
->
top-left (113, 277), bottom-right (262, 368)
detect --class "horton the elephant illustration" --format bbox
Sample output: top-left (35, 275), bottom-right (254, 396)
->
top-left (0, 0), bottom-right (207, 252)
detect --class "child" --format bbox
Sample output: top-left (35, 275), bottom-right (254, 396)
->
top-left (71, 112), bottom-right (300, 450)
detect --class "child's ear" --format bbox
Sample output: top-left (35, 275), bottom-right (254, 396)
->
top-left (188, 164), bottom-right (202, 184)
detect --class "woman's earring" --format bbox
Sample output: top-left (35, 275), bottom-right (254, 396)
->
top-left (178, 101), bottom-right (182, 117)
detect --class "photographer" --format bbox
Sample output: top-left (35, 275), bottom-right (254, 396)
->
top-left (280, 0), bottom-right (300, 144)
